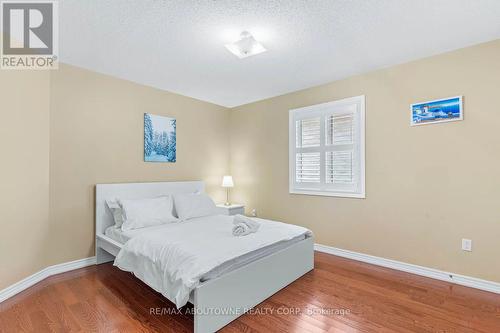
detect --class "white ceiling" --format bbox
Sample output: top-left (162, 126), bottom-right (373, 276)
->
top-left (60, 0), bottom-right (500, 107)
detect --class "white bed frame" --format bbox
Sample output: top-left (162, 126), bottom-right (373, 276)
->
top-left (95, 181), bottom-right (314, 333)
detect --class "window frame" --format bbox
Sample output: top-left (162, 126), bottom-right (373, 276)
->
top-left (289, 95), bottom-right (366, 198)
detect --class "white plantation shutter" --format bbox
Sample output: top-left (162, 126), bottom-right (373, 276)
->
top-left (295, 117), bottom-right (321, 183)
top-left (289, 96), bottom-right (365, 198)
top-left (325, 111), bottom-right (357, 189)
top-left (325, 151), bottom-right (353, 184)
top-left (296, 152), bottom-right (320, 183)
top-left (326, 113), bottom-right (354, 145)
top-left (296, 118), bottom-right (320, 148)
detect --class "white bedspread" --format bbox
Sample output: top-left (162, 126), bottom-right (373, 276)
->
top-left (114, 214), bottom-right (312, 308)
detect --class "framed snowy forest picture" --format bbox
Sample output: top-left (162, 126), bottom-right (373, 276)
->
top-left (144, 113), bottom-right (176, 162)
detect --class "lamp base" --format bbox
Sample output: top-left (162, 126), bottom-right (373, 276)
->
top-left (224, 188), bottom-right (231, 206)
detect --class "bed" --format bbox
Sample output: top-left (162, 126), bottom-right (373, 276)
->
top-left (95, 181), bottom-right (314, 333)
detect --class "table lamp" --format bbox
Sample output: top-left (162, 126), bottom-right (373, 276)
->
top-left (221, 176), bottom-right (234, 206)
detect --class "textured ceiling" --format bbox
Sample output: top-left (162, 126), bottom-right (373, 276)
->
top-left (59, 0), bottom-right (500, 107)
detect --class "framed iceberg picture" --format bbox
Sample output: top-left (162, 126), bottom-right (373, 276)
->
top-left (411, 96), bottom-right (463, 126)
top-left (144, 113), bottom-right (176, 162)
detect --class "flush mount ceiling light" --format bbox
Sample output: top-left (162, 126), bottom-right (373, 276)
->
top-left (224, 31), bottom-right (267, 59)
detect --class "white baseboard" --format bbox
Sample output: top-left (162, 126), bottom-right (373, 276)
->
top-left (314, 244), bottom-right (500, 295)
top-left (0, 256), bottom-right (96, 303)
top-left (2, 246), bottom-right (499, 304)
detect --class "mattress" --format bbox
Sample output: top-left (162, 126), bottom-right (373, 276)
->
top-left (105, 220), bottom-right (306, 281)
top-left (113, 214), bottom-right (312, 307)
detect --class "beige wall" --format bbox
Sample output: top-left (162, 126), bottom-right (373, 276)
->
top-left (47, 64), bottom-right (230, 266)
top-left (0, 70), bottom-right (51, 289)
top-left (230, 40), bottom-right (500, 282)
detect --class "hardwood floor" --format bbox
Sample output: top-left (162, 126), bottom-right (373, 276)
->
top-left (1, 252), bottom-right (499, 332)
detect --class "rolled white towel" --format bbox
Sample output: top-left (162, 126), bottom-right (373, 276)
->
top-left (233, 214), bottom-right (260, 232)
top-left (232, 214), bottom-right (260, 236)
top-left (232, 223), bottom-right (251, 236)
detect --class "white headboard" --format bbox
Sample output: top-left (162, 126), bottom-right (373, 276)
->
top-left (95, 181), bottom-right (204, 236)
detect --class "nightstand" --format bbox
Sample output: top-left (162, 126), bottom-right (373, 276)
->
top-left (216, 204), bottom-right (245, 216)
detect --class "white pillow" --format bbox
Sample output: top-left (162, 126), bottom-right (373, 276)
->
top-left (120, 196), bottom-right (177, 231)
top-left (106, 199), bottom-right (124, 228)
top-left (174, 193), bottom-right (218, 221)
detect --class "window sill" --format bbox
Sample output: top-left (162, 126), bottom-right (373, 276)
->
top-left (289, 189), bottom-right (366, 199)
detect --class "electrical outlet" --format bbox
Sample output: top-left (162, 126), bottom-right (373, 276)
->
top-left (251, 208), bottom-right (257, 217)
top-left (461, 238), bottom-right (472, 252)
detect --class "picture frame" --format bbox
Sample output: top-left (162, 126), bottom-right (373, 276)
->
top-left (144, 113), bottom-right (177, 162)
top-left (410, 96), bottom-right (463, 126)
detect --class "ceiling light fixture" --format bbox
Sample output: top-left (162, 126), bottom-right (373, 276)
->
top-left (224, 31), bottom-right (267, 59)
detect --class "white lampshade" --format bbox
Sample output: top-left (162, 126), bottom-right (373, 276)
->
top-left (221, 175), bottom-right (234, 188)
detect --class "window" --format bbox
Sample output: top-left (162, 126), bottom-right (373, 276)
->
top-left (289, 95), bottom-right (365, 198)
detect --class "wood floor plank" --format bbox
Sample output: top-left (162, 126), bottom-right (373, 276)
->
top-left (1, 252), bottom-right (499, 332)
